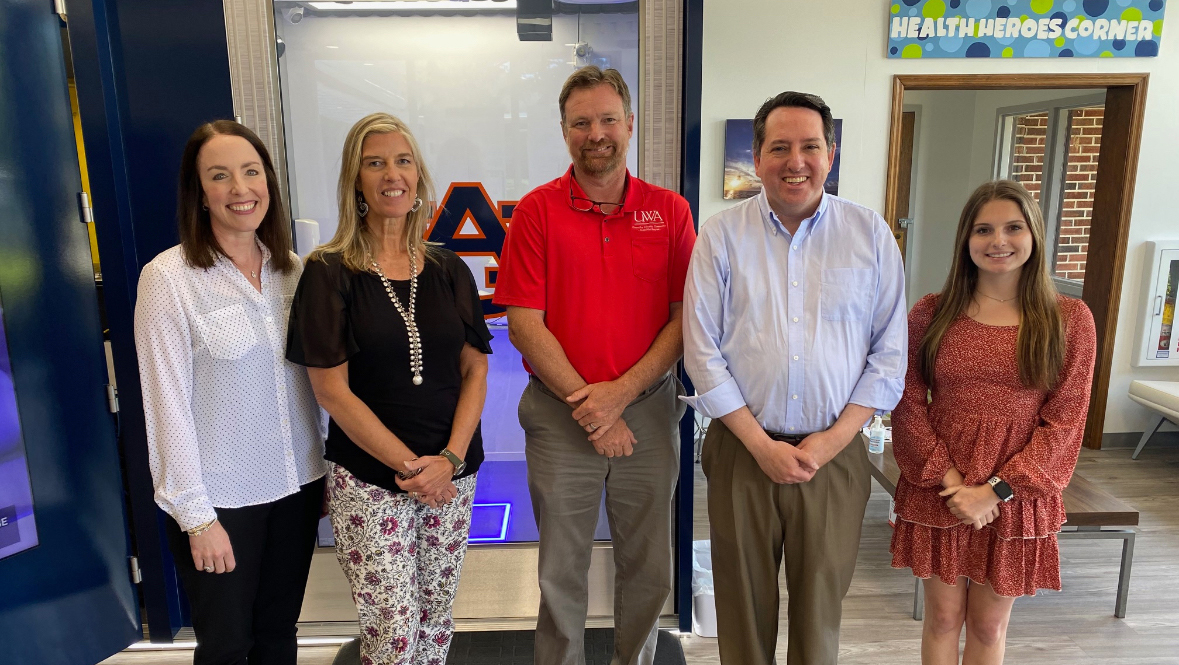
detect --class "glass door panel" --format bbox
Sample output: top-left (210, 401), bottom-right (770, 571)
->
top-left (276, 1), bottom-right (639, 544)
top-left (1147, 253), bottom-right (1179, 360)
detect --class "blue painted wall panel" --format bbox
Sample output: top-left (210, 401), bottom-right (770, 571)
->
top-left (63, 0), bottom-right (236, 643)
top-left (0, 1), bottom-right (141, 663)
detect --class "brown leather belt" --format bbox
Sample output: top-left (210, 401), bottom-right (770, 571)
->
top-left (765, 430), bottom-right (808, 444)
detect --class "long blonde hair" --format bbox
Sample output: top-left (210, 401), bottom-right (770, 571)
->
top-left (310, 113), bottom-right (437, 271)
top-left (919, 180), bottom-right (1065, 391)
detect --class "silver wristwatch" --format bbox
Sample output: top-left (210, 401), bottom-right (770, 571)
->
top-left (439, 449), bottom-right (466, 476)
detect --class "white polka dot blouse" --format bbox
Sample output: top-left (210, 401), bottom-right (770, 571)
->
top-left (134, 242), bottom-right (327, 531)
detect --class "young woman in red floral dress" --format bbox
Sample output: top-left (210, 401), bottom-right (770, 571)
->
top-left (890, 180), bottom-right (1096, 665)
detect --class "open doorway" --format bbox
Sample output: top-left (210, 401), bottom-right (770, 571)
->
top-left (885, 74), bottom-right (1149, 450)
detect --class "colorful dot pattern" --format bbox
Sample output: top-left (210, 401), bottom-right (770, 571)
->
top-left (888, 0), bottom-right (1164, 58)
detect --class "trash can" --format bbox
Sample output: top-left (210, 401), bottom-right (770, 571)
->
top-left (691, 540), bottom-right (717, 638)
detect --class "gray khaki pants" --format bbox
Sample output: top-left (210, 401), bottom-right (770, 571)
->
top-left (521, 373), bottom-right (684, 665)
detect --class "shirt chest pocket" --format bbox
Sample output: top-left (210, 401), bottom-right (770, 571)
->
top-left (197, 303), bottom-right (258, 360)
top-left (631, 237), bottom-right (669, 283)
top-left (820, 268), bottom-right (873, 322)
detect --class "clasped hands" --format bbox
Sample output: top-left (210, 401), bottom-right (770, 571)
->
top-left (749, 428), bottom-right (848, 485)
top-left (566, 380), bottom-right (637, 458)
top-left (395, 456), bottom-right (458, 509)
top-left (939, 467), bottom-right (1001, 530)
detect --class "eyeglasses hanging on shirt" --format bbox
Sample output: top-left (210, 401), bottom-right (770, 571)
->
top-left (569, 178), bottom-right (625, 215)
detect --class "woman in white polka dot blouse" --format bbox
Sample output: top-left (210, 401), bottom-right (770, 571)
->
top-left (134, 121), bottom-right (327, 665)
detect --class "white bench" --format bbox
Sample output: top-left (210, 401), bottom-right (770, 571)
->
top-left (1128, 380), bottom-right (1179, 460)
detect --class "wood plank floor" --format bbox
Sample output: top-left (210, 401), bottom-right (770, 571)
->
top-left (101, 436), bottom-right (1179, 665)
top-left (682, 435), bottom-right (1179, 664)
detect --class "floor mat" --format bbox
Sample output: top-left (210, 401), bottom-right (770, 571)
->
top-left (333, 629), bottom-right (686, 665)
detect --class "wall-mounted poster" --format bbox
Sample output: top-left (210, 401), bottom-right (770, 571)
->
top-left (723, 118), bottom-right (842, 200)
top-left (888, 0), bottom-right (1165, 59)
top-left (0, 296), bottom-right (38, 560)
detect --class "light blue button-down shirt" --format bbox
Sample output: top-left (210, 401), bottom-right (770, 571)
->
top-left (681, 191), bottom-right (907, 434)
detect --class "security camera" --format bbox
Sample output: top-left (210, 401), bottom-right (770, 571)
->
top-left (289, 6), bottom-right (304, 23)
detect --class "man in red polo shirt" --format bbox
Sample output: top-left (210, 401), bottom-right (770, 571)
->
top-left (493, 66), bottom-right (695, 665)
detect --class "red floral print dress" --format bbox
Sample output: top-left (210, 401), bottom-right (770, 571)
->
top-left (890, 293), bottom-right (1096, 597)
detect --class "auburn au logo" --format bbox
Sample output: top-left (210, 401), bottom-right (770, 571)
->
top-left (423, 183), bottom-right (516, 320)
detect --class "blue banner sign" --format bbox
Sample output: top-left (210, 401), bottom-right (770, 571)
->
top-left (888, 0), bottom-right (1166, 58)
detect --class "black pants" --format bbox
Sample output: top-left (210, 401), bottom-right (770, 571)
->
top-left (165, 477), bottom-right (325, 665)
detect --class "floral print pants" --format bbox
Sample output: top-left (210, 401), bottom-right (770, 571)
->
top-left (328, 462), bottom-right (476, 665)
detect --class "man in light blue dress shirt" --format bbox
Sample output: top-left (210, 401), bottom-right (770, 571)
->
top-left (682, 92), bottom-right (907, 665)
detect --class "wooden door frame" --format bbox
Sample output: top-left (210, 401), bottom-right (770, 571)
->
top-left (884, 73), bottom-right (1150, 450)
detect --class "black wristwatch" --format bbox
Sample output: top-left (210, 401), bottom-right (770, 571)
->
top-left (440, 449), bottom-right (466, 476)
top-left (987, 476), bottom-right (1014, 502)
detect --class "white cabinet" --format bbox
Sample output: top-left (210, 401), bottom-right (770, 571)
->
top-left (1133, 241), bottom-right (1179, 367)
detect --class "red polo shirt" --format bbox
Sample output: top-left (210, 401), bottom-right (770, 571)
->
top-left (493, 166), bottom-right (696, 384)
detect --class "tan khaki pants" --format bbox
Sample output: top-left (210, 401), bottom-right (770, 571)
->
top-left (702, 420), bottom-right (871, 665)
top-left (521, 374), bottom-right (683, 665)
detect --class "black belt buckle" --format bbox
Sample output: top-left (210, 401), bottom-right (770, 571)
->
top-left (765, 430), bottom-right (807, 444)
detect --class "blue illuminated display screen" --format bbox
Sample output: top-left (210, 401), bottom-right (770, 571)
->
top-left (0, 299), bottom-right (39, 559)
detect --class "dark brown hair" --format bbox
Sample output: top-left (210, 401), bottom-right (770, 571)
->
top-left (920, 180), bottom-right (1064, 391)
top-left (177, 120), bottom-right (295, 272)
top-left (752, 91), bottom-right (836, 156)
top-left (558, 66), bottom-right (632, 125)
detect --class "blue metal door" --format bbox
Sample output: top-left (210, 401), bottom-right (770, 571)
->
top-left (0, 2), bottom-right (141, 663)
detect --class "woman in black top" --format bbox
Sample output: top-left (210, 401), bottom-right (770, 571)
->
top-left (286, 112), bottom-right (491, 665)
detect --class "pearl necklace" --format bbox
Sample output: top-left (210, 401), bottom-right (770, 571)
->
top-left (370, 247), bottom-right (424, 386)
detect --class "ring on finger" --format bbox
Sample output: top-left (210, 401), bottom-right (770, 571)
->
top-left (589, 422), bottom-right (599, 432)
top-left (204, 566), bottom-right (214, 573)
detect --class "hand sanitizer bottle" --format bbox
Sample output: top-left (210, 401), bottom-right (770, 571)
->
top-left (868, 415), bottom-right (886, 454)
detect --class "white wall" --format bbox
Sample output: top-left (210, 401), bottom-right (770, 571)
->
top-left (700, 0), bottom-right (1179, 433)
top-left (904, 89), bottom-right (976, 305)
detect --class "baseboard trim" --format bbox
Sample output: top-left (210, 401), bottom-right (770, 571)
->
top-left (1101, 430), bottom-right (1179, 448)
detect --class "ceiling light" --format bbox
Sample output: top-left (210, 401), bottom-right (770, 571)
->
top-left (308, 1), bottom-right (517, 10)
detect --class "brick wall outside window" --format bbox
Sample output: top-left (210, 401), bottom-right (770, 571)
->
top-left (1059, 106), bottom-right (1103, 282)
top-left (1010, 112), bottom-right (1048, 202)
top-left (1008, 107), bottom-right (1103, 283)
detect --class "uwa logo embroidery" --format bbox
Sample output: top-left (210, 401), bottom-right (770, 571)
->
top-left (632, 209), bottom-right (666, 232)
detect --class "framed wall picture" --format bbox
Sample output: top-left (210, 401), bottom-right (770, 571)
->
top-left (723, 118), bottom-right (842, 200)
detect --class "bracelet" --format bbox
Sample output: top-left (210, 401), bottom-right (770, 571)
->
top-left (396, 459), bottom-right (423, 481)
top-left (186, 518), bottom-right (217, 537)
